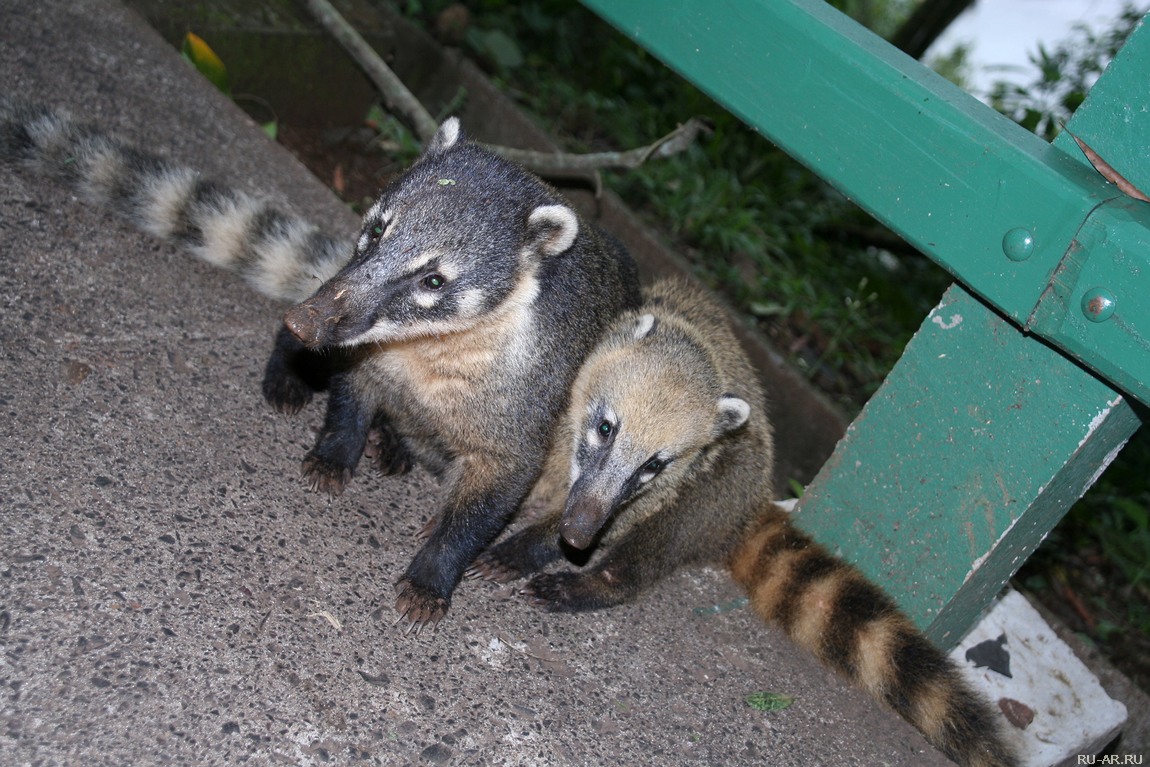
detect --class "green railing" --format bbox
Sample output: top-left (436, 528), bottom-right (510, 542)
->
top-left (581, 0), bottom-right (1148, 646)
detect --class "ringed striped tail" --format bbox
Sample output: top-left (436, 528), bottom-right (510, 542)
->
top-left (0, 100), bottom-right (348, 303)
top-left (729, 506), bottom-right (1017, 767)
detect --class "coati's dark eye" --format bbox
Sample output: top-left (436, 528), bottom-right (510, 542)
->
top-left (639, 455), bottom-right (667, 485)
top-left (368, 222), bottom-right (386, 242)
top-left (423, 273), bottom-right (446, 290)
top-left (597, 420), bottom-right (613, 439)
top-left (639, 455), bottom-right (667, 473)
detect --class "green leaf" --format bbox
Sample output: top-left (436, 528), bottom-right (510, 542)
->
top-left (745, 691), bottom-right (795, 712)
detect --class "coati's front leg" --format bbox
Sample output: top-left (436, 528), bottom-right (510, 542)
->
top-left (366, 410), bottom-right (414, 476)
top-left (300, 372), bottom-right (373, 495)
top-left (262, 325), bottom-right (324, 414)
top-left (394, 456), bottom-right (533, 629)
top-left (524, 513), bottom-right (690, 613)
top-left (467, 518), bottom-right (568, 583)
top-left (300, 373), bottom-right (416, 493)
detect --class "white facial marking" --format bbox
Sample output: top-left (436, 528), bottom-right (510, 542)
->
top-left (406, 248), bottom-right (448, 275)
top-left (357, 206), bottom-right (394, 252)
top-left (455, 287), bottom-right (483, 316)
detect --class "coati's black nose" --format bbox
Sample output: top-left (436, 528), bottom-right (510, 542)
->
top-left (561, 494), bottom-right (612, 550)
top-left (283, 293), bottom-right (342, 348)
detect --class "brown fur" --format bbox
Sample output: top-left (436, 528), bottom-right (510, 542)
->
top-left (475, 279), bottom-right (1016, 767)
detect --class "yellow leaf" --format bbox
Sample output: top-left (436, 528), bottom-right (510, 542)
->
top-left (182, 32), bottom-right (230, 94)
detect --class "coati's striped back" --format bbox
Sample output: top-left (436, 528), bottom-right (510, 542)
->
top-left (0, 101), bottom-right (347, 302)
top-left (729, 506), bottom-right (1017, 767)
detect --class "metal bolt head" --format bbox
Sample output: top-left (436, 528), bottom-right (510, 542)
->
top-left (1002, 227), bottom-right (1035, 262)
top-left (1081, 287), bottom-right (1116, 322)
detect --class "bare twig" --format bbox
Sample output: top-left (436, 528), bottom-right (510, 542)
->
top-left (303, 0), bottom-right (439, 143)
top-left (483, 117), bottom-right (714, 176)
top-left (303, 0), bottom-right (711, 178)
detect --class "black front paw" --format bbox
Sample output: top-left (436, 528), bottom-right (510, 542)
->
top-left (465, 550), bottom-right (527, 583)
top-left (301, 453), bottom-right (353, 496)
top-left (263, 370), bottom-right (315, 415)
top-left (394, 578), bottom-right (449, 633)
top-left (262, 326), bottom-right (330, 414)
top-left (365, 414), bottom-right (414, 476)
top-left (524, 571), bottom-right (597, 613)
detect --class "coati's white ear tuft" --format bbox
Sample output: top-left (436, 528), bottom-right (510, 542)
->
top-left (714, 395), bottom-right (751, 435)
top-left (632, 313), bottom-right (657, 340)
top-left (426, 117), bottom-right (462, 155)
top-left (526, 204), bottom-right (579, 257)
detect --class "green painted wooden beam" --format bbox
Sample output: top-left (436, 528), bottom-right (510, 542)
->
top-left (578, 0), bottom-right (1148, 642)
top-left (579, 0), bottom-right (1150, 406)
top-left (794, 285), bottom-right (1141, 644)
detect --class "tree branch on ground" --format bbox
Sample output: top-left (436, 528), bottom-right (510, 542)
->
top-left (303, 0), bottom-right (710, 178)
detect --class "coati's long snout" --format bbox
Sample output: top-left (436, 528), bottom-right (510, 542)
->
top-left (560, 490), bottom-right (613, 550)
top-left (283, 290), bottom-right (344, 348)
top-left (283, 272), bottom-right (377, 349)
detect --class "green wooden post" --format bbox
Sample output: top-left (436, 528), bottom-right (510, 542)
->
top-left (580, 0), bottom-right (1147, 644)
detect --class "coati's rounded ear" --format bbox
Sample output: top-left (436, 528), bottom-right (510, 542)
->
top-left (526, 204), bottom-right (579, 257)
top-left (632, 313), bottom-right (658, 340)
top-left (714, 395), bottom-right (751, 435)
top-left (424, 117), bottom-right (462, 156)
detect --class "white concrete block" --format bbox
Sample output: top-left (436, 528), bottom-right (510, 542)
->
top-left (951, 589), bottom-right (1128, 767)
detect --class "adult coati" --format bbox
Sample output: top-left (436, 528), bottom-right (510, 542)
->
top-left (1, 102), bottom-right (642, 628)
top-left (279, 117), bottom-right (641, 626)
top-left (471, 279), bottom-right (1017, 767)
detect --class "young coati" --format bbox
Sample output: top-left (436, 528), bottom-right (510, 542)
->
top-left (470, 279), bottom-right (1017, 767)
top-left (2, 102), bottom-right (642, 628)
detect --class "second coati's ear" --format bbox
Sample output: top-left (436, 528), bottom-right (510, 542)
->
top-left (526, 204), bottom-right (579, 257)
top-left (424, 117), bottom-right (462, 156)
top-left (714, 395), bottom-right (751, 436)
top-left (632, 313), bottom-right (658, 340)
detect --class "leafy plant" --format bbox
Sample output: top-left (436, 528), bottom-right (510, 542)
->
top-left (988, 4), bottom-right (1147, 141)
top-left (182, 32), bottom-right (231, 94)
top-left (745, 691), bottom-right (796, 712)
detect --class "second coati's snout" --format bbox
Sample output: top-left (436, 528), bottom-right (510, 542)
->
top-left (560, 485), bottom-right (612, 550)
